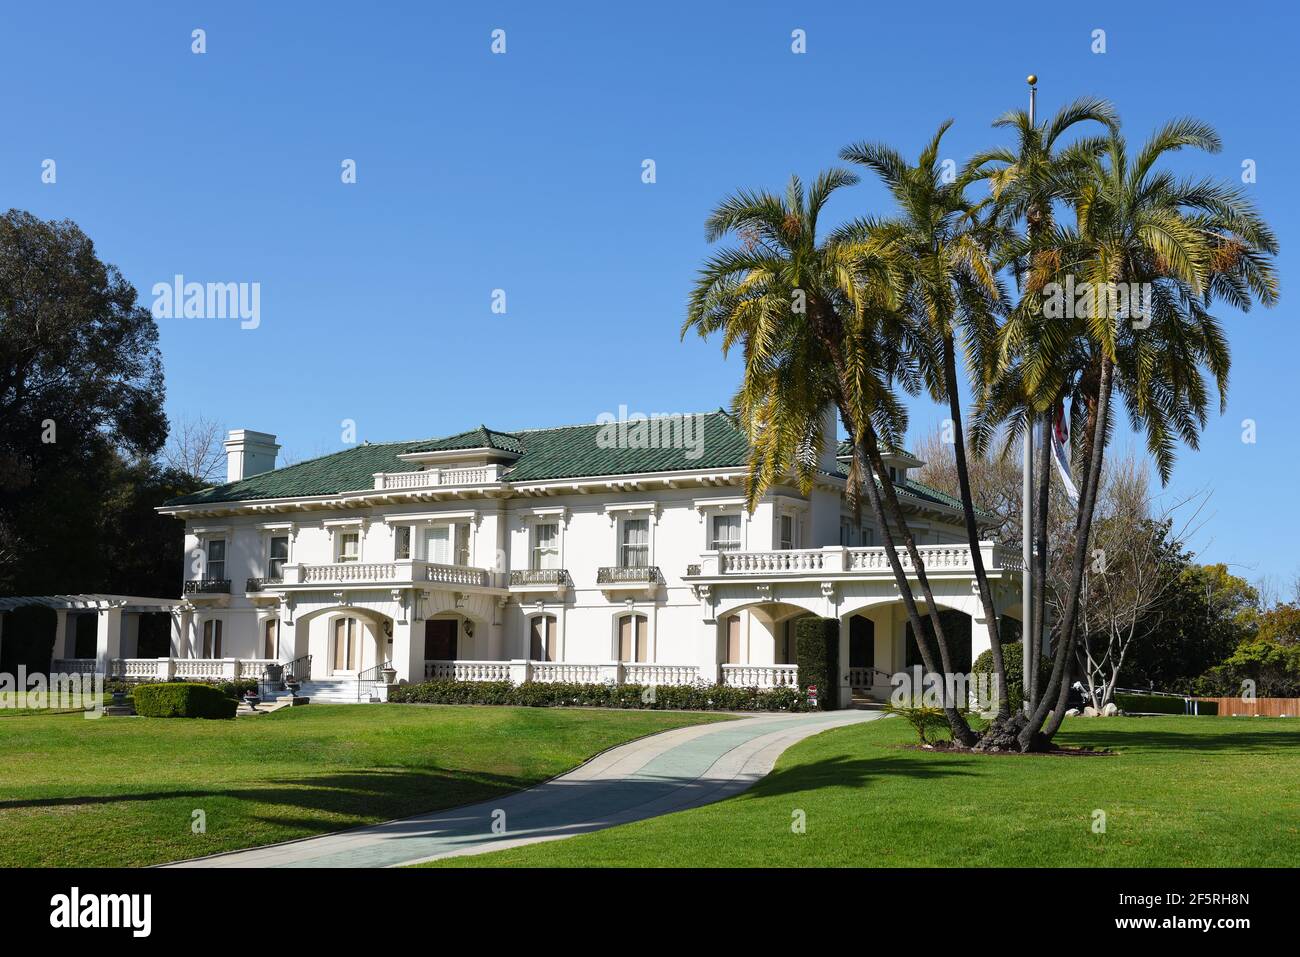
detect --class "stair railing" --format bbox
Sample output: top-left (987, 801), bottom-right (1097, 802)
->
top-left (262, 654), bottom-right (311, 697)
top-left (356, 659), bottom-right (393, 702)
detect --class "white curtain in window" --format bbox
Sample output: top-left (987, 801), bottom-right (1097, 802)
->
top-left (621, 519), bottom-right (648, 567)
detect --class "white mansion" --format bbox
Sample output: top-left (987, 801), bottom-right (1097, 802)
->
top-left (49, 411), bottom-right (1022, 707)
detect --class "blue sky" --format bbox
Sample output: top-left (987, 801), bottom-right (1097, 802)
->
top-left (3, 1), bottom-right (1297, 588)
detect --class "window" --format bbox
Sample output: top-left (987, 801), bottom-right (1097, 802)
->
top-left (263, 619), bottom-right (279, 659)
top-left (202, 619), bottom-right (223, 658)
top-left (337, 531), bottom-right (360, 563)
top-left (532, 523), bottom-right (559, 570)
top-left (711, 514), bottom-right (741, 552)
top-left (394, 526), bottom-right (411, 560)
top-left (724, 615), bottom-right (741, 664)
top-left (840, 519), bottom-right (852, 547)
top-left (333, 617), bottom-right (358, 671)
top-left (455, 523), bottom-right (471, 566)
top-left (780, 515), bottom-right (795, 550)
top-left (530, 615), bottom-right (557, 662)
top-left (861, 526), bottom-right (875, 546)
top-left (205, 539), bottom-right (226, 581)
top-left (618, 614), bottom-right (648, 663)
top-left (426, 523), bottom-right (471, 565)
top-left (268, 536), bottom-right (289, 579)
top-left (620, 518), bottom-right (649, 567)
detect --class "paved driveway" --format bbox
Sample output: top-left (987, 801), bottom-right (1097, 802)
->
top-left (165, 708), bottom-right (880, 868)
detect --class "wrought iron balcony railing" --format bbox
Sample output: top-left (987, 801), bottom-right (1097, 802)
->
top-left (184, 579), bottom-right (231, 595)
top-left (245, 577), bottom-right (283, 592)
top-left (596, 566), bottom-right (663, 585)
top-left (509, 568), bottom-right (571, 587)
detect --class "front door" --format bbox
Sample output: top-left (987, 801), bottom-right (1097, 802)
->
top-left (333, 617), bottom-right (359, 673)
top-left (424, 619), bottom-right (458, 661)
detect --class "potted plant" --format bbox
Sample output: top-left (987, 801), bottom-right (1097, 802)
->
top-left (243, 689), bottom-right (261, 708)
top-left (381, 665), bottom-right (397, 685)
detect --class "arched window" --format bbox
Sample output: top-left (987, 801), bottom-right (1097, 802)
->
top-left (530, 615), bottom-right (557, 662)
top-left (202, 619), bottom-right (223, 658)
top-left (333, 617), bottom-right (359, 672)
top-left (617, 614), bottom-right (647, 663)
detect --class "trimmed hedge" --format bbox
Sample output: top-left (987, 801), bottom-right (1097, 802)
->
top-left (1115, 692), bottom-right (1218, 716)
top-left (133, 682), bottom-right (238, 719)
top-left (104, 678), bottom-right (258, 700)
top-left (795, 616), bottom-right (839, 711)
top-left (387, 680), bottom-right (809, 712)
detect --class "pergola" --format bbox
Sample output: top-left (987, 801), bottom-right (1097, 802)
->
top-left (0, 595), bottom-right (185, 674)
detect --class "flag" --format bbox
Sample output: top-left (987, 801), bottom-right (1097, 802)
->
top-left (1051, 401), bottom-right (1080, 507)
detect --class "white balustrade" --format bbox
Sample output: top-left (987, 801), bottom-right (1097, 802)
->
top-left (173, 659), bottom-right (225, 679)
top-left (425, 563), bottom-right (490, 587)
top-left (721, 549), bottom-right (830, 574)
top-left (529, 662), bottom-right (605, 684)
top-left (623, 663), bottom-right (700, 686)
top-left (424, 660), bottom-right (512, 682)
top-left (51, 658), bottom-right (96, 675)
top-left (113, 659), bottom-right (158, 678)
top-left (300, 562), bottom-right (398, 584)
top-left (375, 465), bottom-right (503, 490)
top-left (721, 664), bottom-right (799, 689)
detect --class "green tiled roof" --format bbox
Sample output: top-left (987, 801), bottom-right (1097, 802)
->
top-left (164, 410), bottom-right (969, 513)
top-left (836, 439), bottom-right (917, 460)
top-left (405, 426), bottom-right (525, 455)
top-left (164, 441), bottom-right (427, 506)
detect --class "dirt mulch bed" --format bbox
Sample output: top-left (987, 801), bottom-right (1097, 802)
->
top-left (894, 743), bottom-right (1117, 757)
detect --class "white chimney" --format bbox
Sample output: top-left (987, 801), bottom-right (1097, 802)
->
top-left (224, 429), bottom-right (280, 482)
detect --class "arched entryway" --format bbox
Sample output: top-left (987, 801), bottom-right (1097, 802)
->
top-left (292, 606), bottom-right (392, 680)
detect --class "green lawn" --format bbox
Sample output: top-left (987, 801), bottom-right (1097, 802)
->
top-left (428, 716), bottom-right (1300, 867)
top-left (0, 704), bottom-right (726, 867)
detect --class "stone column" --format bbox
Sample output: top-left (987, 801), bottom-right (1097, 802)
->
top-left (52, 609), bottom-right (71, 666)
top-left (94, 606), bottom-right (124, 676)
top-left (391, 617), bottom-right (424, 684)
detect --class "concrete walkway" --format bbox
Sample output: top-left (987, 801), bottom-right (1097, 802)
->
top-left (166, 708), bottom-right (880, 868)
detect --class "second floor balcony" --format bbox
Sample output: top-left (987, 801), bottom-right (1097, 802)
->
top-left (685, 543), bottom-right (1022, 581)
top-left (185, 560), bottom-right (503, 595)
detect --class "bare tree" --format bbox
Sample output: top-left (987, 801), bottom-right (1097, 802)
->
top-left (1064, 455), bottom-right (1209, 709)
top-left (161, 414), bottom-right (226, 484)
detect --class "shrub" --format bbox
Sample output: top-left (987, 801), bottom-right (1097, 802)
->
top-left (795, 616), bottom-right (839, 711)
top-left (214, 679), bottom-right (259, 700)
top-left (1114, 692), bottom-right (1217, 715)
top-left (133, 682), bottom-right (238, 719)
top-left (884, 699), bottom-right (951, 744)
top-left (387, 680), bottom-right (809, 712)
top-left (973, 640), bottom-right (1049, 710)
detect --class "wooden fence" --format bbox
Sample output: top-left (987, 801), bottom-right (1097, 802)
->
top-left (1196, 697), bottom-right (1300, 717)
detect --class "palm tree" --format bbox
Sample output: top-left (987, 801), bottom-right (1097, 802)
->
top-left (968, 96), bottom-right (1119, 711)
top-left (1017, 118), bottom-right (1278, 749)
top-left (839, 122), bottom-right (1016, 718)
top-left (683, 170), bottom-right (977, 746)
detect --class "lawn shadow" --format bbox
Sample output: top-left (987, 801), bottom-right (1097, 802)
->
top-left (741, 752), bottom-right (978, 801)
top-left (0, 765), bottom-right (533, 836)
top-left (1059, 722), bottom-right (1300, 754)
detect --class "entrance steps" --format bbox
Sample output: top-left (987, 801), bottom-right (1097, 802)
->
top-left (295, 678), bottom-right (384, 704)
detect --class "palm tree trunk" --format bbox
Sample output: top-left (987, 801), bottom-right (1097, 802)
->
top-left (940, 334), bottom-right (1010, 717)
top-left (1021, 357), bottom-right (1113, 748)
top-left (1029, 409), bottom-right (1052, 709)
top-left (858, 423), bottom-right (977, 746)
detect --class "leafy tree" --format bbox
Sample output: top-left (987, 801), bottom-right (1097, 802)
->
top-left (0, 210), bottom-right (169, 596)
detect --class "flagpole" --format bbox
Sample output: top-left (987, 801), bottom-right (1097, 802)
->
top-left (1021, 73), bottom-right (1037, 714)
